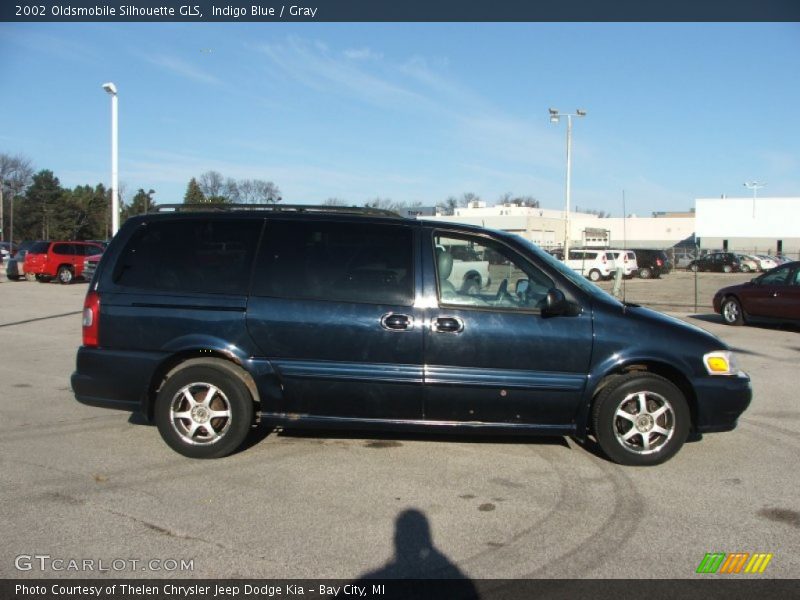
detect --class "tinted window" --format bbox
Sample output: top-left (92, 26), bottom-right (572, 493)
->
top-left (29, 241), bottom-right (50, 254)
top-left (52, 244), bottom-right (74, 255)
top-left (114, 219), bottom-right (262, 295)
top-left (760, 267), bottom-right (790, 286)
top-left (252, 220), bottom-right (414, 306)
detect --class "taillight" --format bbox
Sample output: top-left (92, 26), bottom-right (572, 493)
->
top-left (656, 258), bottom-right (663, 266)
top-left (82, 291), bottom-right (100, 347)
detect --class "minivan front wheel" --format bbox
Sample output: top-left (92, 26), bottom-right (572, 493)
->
top-left (155, 365), bottom-right (253, 458)
top-left (592, 373), bottom-right (690, 466)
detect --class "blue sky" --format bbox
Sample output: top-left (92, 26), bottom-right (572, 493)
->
top-left (1, 22), bottom-right (799, 216)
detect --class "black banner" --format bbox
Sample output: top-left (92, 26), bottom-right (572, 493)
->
top-left (2, 0), bottom-right (800, 22)
top-left (3, 579), bottom-right (800, 600)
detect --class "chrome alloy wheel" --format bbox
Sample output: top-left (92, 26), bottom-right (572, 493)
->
top-left (169, 382), bottom-right (232, 445)
top-left (723, 299), bottom-right (740, 324)
top-left (613, 391), bottom-right (675, 455)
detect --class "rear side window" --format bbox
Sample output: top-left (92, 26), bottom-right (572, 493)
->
top-left (252, 220), bottom-right (414, 306)
top-left (52, 243), bottom-right (74, 255)
top-left (29, 242), bottom-right (51, 254)
top-left (114, 219), bottom-right (262, 295)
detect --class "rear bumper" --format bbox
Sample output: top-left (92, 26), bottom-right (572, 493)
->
top-left (71, 346), bottom-right (167, 416)
top-left (693, 373), bottom-right (752, 433)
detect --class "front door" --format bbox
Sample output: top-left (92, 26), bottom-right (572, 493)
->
top-left (746, 264), bottom-right (800, 319)
top-left (422, 229), bottom-right (593, 427)
top-left (246, 219), bottom-right (424, 420)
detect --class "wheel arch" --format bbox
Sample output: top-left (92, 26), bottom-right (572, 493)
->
top-left (145, 351), bottom-right (261, 423)
top-left (576, 360), bottom-right (698, 439)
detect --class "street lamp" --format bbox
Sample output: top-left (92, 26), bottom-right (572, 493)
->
top-left (102, 82), bottom-right (119, 236)
top-left (549, 108), bottom-right (586, 259)
top-left (743, 181), bottom-right (765, 219)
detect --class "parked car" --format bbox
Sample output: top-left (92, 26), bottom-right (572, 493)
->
top-left (82, 253), bottom-right (103, 282)
top-left (607, 249), bottom-right (638, 279)
top-left (4, 240), bottom-right (42, 280)
top-left (688, 252), bottom-right (740, 273)
top-left (673, 247), bottom-right (701, 270)
top-left (751, 255), bottom-right (778, 271)
top-left (72, 205), bottom-right (751, 466)
top-left (563, 248), bottom-right (618, 281)
top-left (23, 241), bottom-right (105, 284)
top-left (630, 248), bottom-right (670, 279)
top-left (713, 261), bottom-right (800, 327)
top-left (0, 241), bottom-right (18, 261)
top-left (734, 254), bottom-right (760, 274)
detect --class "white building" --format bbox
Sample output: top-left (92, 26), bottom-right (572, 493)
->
top-left (423, 204), bottom-right (695, 250)
top-left (695, 197), bottom-right (800, 256)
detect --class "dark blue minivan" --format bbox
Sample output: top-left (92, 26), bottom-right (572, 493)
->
top-left (72, 206), bottom-right (751, 465)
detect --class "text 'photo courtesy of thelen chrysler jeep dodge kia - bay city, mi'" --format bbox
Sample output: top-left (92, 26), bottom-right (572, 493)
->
top-left (71, 205), bottom-right (752, 466)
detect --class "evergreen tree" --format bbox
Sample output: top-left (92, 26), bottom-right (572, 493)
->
top-left (184, 177), bottom-right (206, 203)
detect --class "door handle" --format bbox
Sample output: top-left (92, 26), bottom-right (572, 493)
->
top-left (380, 313), bottom-right (414, 331)
top-left (432, 316), bottom-right (464, 334)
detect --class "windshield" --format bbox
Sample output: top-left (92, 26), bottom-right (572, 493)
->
top-left (510, 235), bottom-right (622, 305)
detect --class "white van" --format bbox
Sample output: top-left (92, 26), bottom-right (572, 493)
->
top-left (564, 249), bottom-right (617, 281)
top-left (607, 249), bottom-right (638, 279)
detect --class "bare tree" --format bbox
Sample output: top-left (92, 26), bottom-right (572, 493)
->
top-left (199, 170), bottom-right (224, 198)
top-left (323, 198), bottom-right (348, 206)
top-left (0, 153), bottom-right (34, 244)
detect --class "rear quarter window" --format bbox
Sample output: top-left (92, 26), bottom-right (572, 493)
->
top-left (113, 219), bottom-right (263, 295)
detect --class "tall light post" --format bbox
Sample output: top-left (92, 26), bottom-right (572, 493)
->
top-left (743, 181), bottom-right (765, 219)
top-left (549, 108), bottom-right (586, 259)
top-left (102, 82), bottom-right (119, 236)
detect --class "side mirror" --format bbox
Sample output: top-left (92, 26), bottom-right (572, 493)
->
top-left (515, 279), bottom-right (529, 296)
top-left (543, 288), bottom-right (569, 316)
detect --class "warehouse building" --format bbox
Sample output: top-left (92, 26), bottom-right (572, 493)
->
top-left (695, 197), bottom-right (800, 257)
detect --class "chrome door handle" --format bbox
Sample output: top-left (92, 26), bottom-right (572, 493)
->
top-left (381, 313), bottom-right (414, 331)
top-left (432, 316), bottom-right (464, 334)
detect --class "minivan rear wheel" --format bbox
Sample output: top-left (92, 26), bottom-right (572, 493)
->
top-left (592, 373), bottom-right (690, 466)
top-left (155, 365), bottom-right (254, 458)
top-left (638, 267), bottom-right (652, 279)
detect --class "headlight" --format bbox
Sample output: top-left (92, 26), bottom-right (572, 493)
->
top-left (703, 350), bottom-right (740, 376)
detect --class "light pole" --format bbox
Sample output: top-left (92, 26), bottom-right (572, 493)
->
top-left (102, 82), bottom-right (119, 236)
top-left (743, 181), bottom-right (765, 219)
top-left (549, 108), bottom-right (586, 259)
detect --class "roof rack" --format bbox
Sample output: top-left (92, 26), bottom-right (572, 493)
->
top-left (153, 203), bottom-right (403, 218)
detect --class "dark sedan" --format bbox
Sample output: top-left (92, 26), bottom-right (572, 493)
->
top-left (713, 261), bottom-right (800, 326)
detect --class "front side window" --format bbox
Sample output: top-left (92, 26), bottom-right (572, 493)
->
top-left (252, 220), bottom-right (414, 306)
top-left (434, 233), bottom-right (552, 310)
top-left (760, 266), bottom-right (790, 286)
top-left (114, 218), bottom-right (262, 295)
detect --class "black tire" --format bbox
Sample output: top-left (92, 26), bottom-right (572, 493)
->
top-left (35, 274), bottom-right (50, 282)
top-left (689, 263), bottom-right (698, 273)
top-left (25, 272), bottom-right (36, 282)
top-left (722, 265), bottom-right (733, 274)
top-left (592, 373), bottom-right (690, 466)
top-left (57, 265), bottom-right (74, 284)
top-left (588, 269), bottom-right (602, 282)
top-left (721, 296), bottom-right (745, 326)
top-left (740, 264), bottom-right (750, 273)
top-left (155, 365), bottom-right (254, 459)
top-left (638, 267), bottom-right (652, 279)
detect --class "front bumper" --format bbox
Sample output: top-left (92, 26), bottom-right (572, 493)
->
top-left (693, 373), bottom-right (752, 433)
